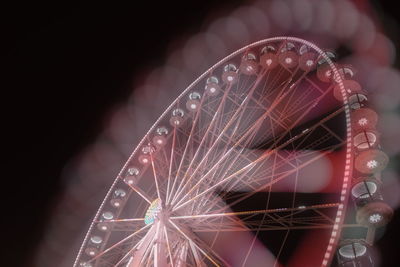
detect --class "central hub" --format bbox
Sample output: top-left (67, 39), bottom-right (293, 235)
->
top-left (144, 198), bottom-right (166, 225)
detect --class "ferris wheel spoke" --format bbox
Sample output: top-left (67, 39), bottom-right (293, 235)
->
top-left (304, 75), bottom-right (327, 94)
top-left (203, 150), bottom-right (301, 213)
top-left (283, 82), bottom-right (316, 116)
top-left (196, 106), bottom-right (261, 188)
top-left (172, 122), bottom-right (311, 211)
top-left (172, 72), bottom-right (320, 207)
top-left (87, 223), bottom-right (151, 264)
top-left (188, 239), bottom-right (206, 267)
top-left (178, 105), bottom-right (342, 215)
top-left (172, 204), bottom-right (338, 233)
top-left (171, 111), bottom-right (268, 207)
top-left (204, 94), bottom-right (270, 181)
top-left (165, 126), bottom-right (177, 204)
top-left (163, 226), bottom-right (175, 267)
top-left (244, 143), bottom-right (337, 189)
top-left (269, 82), bottom-right (337, 142)
top-left (114, 238), bottom-right (143, 267)
top-left (95, 218), bottom-right (145, 232)
top-left (150, 154), bottom-right (162, 201)
top-left (168, 219), bottom-right (229, 267)
top-left (273, 229), bottom-right (290, 267)
top-left (286, 85), bottom-right (345, 132)
top-left (226, 145), bottom-right (343, 212)
top-left (168, 82), bottom-right (235, 206)
top-left (169, 73), bottom-right (260, 205)
top-left (235, 148), bottom-right (301, 191)
top-left (282, 107), bottom-right (346, 155)
top-left (173, 240), bottom-right (190, 266)
top-left (170, 69), bottom-right (297, 205)
top-left (196, 156), bottom-right (268, 213)
top-left (183, 146), bottom-right (255, 212)
top-left (152, 221), bottom-right (169, 267)
top-left (166, 96), bottom-right (206, 205)
top-left (242, 105), bottom-right (342, 180)
top-left (171, 203), bottom-right (339, 220)
top-left (249, 93), bottom-right (290, 131)
top-left (271, 76), bottom-right (301, 123)
top-left (321, 123), bottom-right (345, 143)
top-left (197, 72), bottom-right (292, 157)
top-left (125, 183), bottom-right (152, 204)
top-left (190, 222), bottom-right (334, 232)
top-left (189, 107), bottom-right (268, 199)
top-left (166, 131), bottom-right (187, 206)
top-left (143, 241), bottom-right (155, 266)
top-left (133, 225), bottom-right (159, 267)
top-left (203, 128), bottom-right (287, 206)
top-left (173, 139), bottom-right (343, 213)
top-left (172, 147), bottom-right (279, 212)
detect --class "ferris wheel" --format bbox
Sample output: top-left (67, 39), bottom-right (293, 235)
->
top-left (73, 37), bottom-right (392, 267)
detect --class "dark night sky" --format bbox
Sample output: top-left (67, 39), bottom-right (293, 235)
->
top-left (3, 1), bottom-right (400, 267)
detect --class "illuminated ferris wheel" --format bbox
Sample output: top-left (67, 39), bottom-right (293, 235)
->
top-left (74, 37), bottom-right (392, 267)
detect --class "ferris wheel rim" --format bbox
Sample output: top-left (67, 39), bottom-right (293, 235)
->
top-left (73, 36), bottom-right (352, 267)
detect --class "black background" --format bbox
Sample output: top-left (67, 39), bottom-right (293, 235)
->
top-left (3, 1), bottom-right (400, 266)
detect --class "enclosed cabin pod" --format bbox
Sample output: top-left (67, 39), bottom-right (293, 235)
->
top-left (169, 108), bottom-right (185, 127)
top-left (336, 239), bottom-right (373, 267)
top-left (278, 42), bottom-right (299, 69)
top-left (337, 65), bottom-right (357, 81)
top-left (348, 93), bottom-right (368, 110)
top-left (317, 51), bottom-right (337, 83)
top-left (222, 63), bottom-right (239, 84)
top-left (353, 130), bottom-right (379, 151)
top-left (351, 108), bottom-right (378, 133)
top-left (259, 44), bottom-right (279, 70)
top-left (153, 126), bottom-right (169, 147)
top-left (124, 166), bottom-right (140, 185)
top-left (352, 109), bottom-right (379, 158)
top-left (354, 147), bottom-right (388, 175)
top-left (110, 188), bottom-right (127, 208)
top-left (334, 79), bottom-right (364, 102)
top-left (351, 176), bottom-right (393, 227)
top-left (240, 52), bottom-right (259, 75)
top-left (186, 91), bottom-right (202, 112)
top-left (349, 101), bottom-right (389, 175)
top-left (351, 177), bottom-right (382, 207)
top-left (298, 44), bottom-right (318, 71)
top-left (356, 199), bottom-right (393, 227)
top-left (84, 212), bottom-right (113, 258)
top-left (204, 76), bottom-right (221, 96)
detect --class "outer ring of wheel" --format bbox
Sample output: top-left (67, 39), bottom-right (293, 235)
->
top-left (73, 36), bottom-right (352, 267)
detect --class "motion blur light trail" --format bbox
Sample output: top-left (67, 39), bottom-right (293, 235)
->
top-left (34, 1), bottom-right (400, 266)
